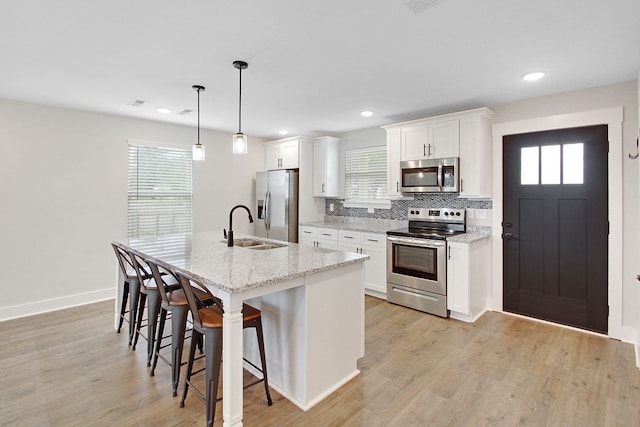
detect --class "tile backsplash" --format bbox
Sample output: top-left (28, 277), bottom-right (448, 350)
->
top-left (325, 194), bottom-right (492, 220)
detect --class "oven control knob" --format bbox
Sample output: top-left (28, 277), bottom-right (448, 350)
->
top-left (444, 212), bottom-right (449, 216)
top-left (456, 212), bottom-right (461, 216)
top-left (410, 210), bottom-right (415, 215)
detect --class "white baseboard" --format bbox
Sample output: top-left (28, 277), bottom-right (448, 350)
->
top-left (0, 288), bottom-right (114, 322)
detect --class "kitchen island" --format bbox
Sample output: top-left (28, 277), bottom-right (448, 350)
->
top-left (116, 232), bottom-right (369, 427)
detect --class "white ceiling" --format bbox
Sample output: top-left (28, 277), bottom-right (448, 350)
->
top-left (1, 0), bottom-right (639, 139)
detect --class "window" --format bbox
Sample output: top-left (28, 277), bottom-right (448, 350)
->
top-left (344, 146), bottom-right (387, 200)
top-left (127, 142), bottom-right (193, 239)
top-left (520, 143), bottom-right (584, 185)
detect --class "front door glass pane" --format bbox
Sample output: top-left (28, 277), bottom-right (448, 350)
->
top-left (541, 145), bottom-right (561, 184)
top-left (563, 143), bottom-right (584, 184)
top-left (521, 146), bottom-right (539, 185)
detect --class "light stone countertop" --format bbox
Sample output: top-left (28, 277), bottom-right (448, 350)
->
top-left (120, 231), bottom-right (369, 294)
top-left (300, 218), bottom-right (407, 234)
top-left (447, 233), bottom-right (491, 244)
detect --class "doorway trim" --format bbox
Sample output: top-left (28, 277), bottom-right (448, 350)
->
top-left (491, 107), bottom-right (628, 341)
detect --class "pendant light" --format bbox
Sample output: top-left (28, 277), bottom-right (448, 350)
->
top-left (192, 85), bottom-right (206, 161)
top-left (232, 60), bottom-right (248, 154)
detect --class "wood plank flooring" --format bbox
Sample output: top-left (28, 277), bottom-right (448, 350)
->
top-left (1, 296), bottom-right (639, 426)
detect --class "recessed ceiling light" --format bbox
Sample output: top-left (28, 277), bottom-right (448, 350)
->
top-left (277, 130), bottom-right (289, 135)
top-left (156, 107), bottom-right (172, 114)
top-left (522, 71), bottom-right (545, 81)
top-left (360, 110), bottom-right (373, 117)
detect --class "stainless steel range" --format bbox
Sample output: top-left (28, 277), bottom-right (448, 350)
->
top-left (386, 208), bottom-right (466, 317)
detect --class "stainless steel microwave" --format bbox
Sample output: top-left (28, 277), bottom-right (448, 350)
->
top-left (400, 157), bottom-right (459, 193)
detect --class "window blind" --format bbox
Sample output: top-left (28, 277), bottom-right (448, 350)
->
top-left (344, 146), bottom-right (387, 200)
top-left (127, 143), bottom-right (193, 239)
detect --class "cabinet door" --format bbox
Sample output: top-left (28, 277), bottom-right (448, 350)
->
top-left (401, 124), bottom-right (429, 160)
top-left (280, 140), bottom-right (299, 169)
top-left (459, 116), bottom-right (492, 198)
top-left (360, 233), bottom-right (387, 294)
top-left (313, 140), bottom-right (327, 196)
top-left (299, 226), bottom-right (317, 247)
top-left (428, 119), bottom-right (459, 158)
top-left (446, 242), bottom-right (470, 314)
top-left (265, 144), bottom-right (281, 170)
top-left (386, 128), bottom-right (402, 196)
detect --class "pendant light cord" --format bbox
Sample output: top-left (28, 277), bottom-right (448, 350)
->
top-left (197, 88), bottom-right (201, 145)
top-left (238, 67), bottom-right (242, 133)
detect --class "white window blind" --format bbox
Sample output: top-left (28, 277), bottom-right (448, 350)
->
top-left (127, 143), bottom-right (193, 239)
top-left (344, 146), bottom-right (387, 200)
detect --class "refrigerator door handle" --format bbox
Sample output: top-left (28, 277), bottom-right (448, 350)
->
top-left (264, 191), bottom-right (271, 230)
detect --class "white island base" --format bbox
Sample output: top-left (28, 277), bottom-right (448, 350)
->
top-left (243, 262), bottom-right (365, 411)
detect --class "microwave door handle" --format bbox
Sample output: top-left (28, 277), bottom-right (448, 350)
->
top-left (437, 163), bottom-right (443, 191)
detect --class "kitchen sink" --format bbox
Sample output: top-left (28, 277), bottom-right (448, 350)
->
top-left (247, 243), bottom-right (287, 250)
top-left (220, 238), bottom-right (287, 250)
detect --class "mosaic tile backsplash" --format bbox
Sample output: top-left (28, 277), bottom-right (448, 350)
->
top-left (325, 194), bottom-right (492, 220)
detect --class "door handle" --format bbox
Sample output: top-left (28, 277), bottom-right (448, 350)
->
top-left (503, 232), bottom-right (519, 240)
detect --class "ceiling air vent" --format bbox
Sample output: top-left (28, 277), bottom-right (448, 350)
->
top-left (404, 0), bottom-right (446, 14)
top-left (178, 109), bottom-right (192, 115)
top-left (128, 99), bottom-right (146, 107)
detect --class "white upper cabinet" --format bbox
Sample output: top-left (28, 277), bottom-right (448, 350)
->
top-left (265, 138), bottom-right (299, 170)
top-left (459, 112), bottom-right (494, 198)
top-left (312, 136), bottom-right (340, 197)
top-left (386, 127), bottom-right (402, 197)
top-left (401, 119), bottom-right (459, 161)
top-left (383, 107), bottom-right (494, 198)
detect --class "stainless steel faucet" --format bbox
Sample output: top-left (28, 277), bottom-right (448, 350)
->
top-left (226, 205), bottom-right (254, 247)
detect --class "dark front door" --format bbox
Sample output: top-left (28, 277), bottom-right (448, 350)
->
top-left (503, 125), bottom-right (608, 334)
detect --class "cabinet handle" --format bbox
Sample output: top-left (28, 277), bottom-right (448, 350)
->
top-left (396, 181), bottom-right (399, 192)
top-left (344, 236), bottom-right (354, 239)
top-left (322, 184), bottom-right (325, 194)
top-left (303, 230), bottom-right (312, 234)
top-left (321, 233), bottom-right (331, 236)
top-left (460, 178), bottom-right (464, 192)
top-left (367, 238), bottom-right (378, 242)
top-left (448, 246), bottom-right (451, 260)
top-left (428, 144), bottom-right (432, 157)
top-left (423, 144), bottom-right (426, 157)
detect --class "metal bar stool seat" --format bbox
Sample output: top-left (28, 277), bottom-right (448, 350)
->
top-left (146, 259), bottom-right (213, 397)
top-left (177, 272), bottom-right (273, 427)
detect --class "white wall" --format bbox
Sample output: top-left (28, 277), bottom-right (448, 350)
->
top-left (0, 99), bottom-right (264, 320)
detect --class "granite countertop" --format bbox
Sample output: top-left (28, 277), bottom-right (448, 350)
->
top-left (447, 233), bottom-right (491, 244)
top-left (120, 231), bottom-right (369, 294)
top-left (300, 218), bottom-right (407, 234)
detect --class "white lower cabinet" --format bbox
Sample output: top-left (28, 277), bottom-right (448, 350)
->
top-left (299, 226), bottom-right (338, 250)
top-left (446, 238), bottom-right (491, 322)
top-left (339, 230), bottom-right (386, 296)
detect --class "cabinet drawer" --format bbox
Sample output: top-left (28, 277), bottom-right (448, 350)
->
top-left (317, 228), bottom-right (338, 240)
top-left (299, 226), bottom-right (317, 239)
top-left (339, 230), bottom-right (361, 243)
top-left (360, 233), bottom-right (385, 247)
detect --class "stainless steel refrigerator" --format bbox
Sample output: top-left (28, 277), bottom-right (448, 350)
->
top-left (255, 170), bottom-right (299, 242)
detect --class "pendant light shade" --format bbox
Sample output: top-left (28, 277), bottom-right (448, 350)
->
top-left (192, 85), bottom-right (205, 161)
top-left (232, 60), bottom-right (248, 154)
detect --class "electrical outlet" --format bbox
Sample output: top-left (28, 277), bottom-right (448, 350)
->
top-left (329, 203), bottom-right (335, 212)
top-left (467, 209), bottom-right (475, 219)
top-left (475, 209), bottom-right (487, 219)
top-left (368, 207), bottom-right (374, 213)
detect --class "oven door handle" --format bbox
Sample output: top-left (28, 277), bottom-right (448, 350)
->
top-left (387, 236), bottom-right (446, 248)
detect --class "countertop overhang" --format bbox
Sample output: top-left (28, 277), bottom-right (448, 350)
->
top-left (118, 231), bottom-right (369, 294)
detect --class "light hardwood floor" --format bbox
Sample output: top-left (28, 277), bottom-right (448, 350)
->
top-left (1, 296), bottom-right (639, 426)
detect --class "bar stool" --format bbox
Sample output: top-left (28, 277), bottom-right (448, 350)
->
top-left (146, 258), bottom-right (213, 396)
top-left (111, 242), bottom-right (142, 344)
top-left (128, 250), bottom-right (179, 366)
top-left (176, 272), bottom-right (273, 427)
